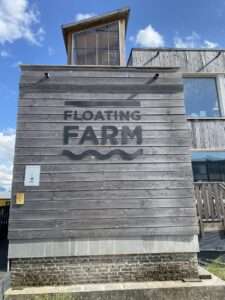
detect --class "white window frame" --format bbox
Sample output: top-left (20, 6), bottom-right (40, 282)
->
top-left (184, 73), bottom-right (225, 118)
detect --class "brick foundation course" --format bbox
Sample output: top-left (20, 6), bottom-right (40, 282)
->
top-left (10, 253), bottom-right (199, 287)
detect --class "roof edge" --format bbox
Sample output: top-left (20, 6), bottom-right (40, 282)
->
top-left (62, 7), bottom-right (130, 52)
top-left (19, 64), bottom-right (180, 72)
top-left (130, 47), bottom-right (225, 52)
top-left (62, 7), bottom-right (130, 31)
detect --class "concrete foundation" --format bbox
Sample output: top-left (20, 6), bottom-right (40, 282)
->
top-left (5, 269), bottom-right (225, 300)
top-left (9, 253), bottom-right (198, 287)
top-left (0, 273), bottom-right (10, 300)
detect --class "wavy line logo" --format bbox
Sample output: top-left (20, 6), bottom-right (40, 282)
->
top-left (62, 100), bottom-right (143, 161)
top-left (62, 149), bottom-right (143, 161)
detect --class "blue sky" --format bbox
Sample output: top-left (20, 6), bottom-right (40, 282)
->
top-left (0, 0), bottom-right (225, 193)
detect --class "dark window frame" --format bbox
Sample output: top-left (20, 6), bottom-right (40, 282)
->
top-left (192, 160), bottom-right (225, 182)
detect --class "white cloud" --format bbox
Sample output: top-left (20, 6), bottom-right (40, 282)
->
top-left (204, 40), bottom-right (219, 49)
top-left (0, 49), bottom-right (9, 57)
top-left (0, 0), bottom-right (45, 45)
top-left (174, 32), bottom-right (219, 49)
top-left (133, 25), bottom-right (165, 48)
top-left (0, 129), bottom-right (15, 192)
top-left (11, 60), bottom-right (22, 68)
top-left (48, 46), bottom-right (55, 56)
top-left (75, 13), bottom-right (96, 22)
top-left (174, 32), bottom-right (200, 48)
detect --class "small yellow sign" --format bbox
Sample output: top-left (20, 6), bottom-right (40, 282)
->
top-left (0, 200), bottom-right (10, 207)
top-left (16, 193), bottom-right (25, 205)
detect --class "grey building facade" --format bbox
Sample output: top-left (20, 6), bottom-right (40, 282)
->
top-left (10, 8), bottom-right (222, 287)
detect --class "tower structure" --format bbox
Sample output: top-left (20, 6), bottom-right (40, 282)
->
top-left (8, 8), bottom-right (199, 287)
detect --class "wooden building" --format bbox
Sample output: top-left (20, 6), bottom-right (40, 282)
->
top-left (129, 48), bottom-right (225, 233)
top-left (8, 8), bottom-right (200, 287)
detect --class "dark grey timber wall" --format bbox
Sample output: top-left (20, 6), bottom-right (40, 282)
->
top-left (9, 65), bottom-right (198, 243)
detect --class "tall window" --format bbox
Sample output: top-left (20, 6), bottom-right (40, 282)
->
top-left (73, 22), bottom-right (120, 65)
top-left (192, 152), bottom-right (225, 181)
top-left (184, 78), bottom-right (221, 117)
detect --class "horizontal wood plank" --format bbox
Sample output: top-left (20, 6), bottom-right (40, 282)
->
top-left (10, 207), bottom-right (196, 221)
top-left (131, 49), bottom-right (225, 73)
top-left (9, 217), bottom-right (197, 231)
top-left (21, 92), bottom-right (183, 100)
top-left (13, 161), bottom-right (192, 172)
top-left (20, 76), bottom-right (183, 85)
top-left (13, 154), bottom-right (192, 165)
top-left (13, 180), bottom-right (193, 191)
top-left (16, 122), bottom-right (189, 131)
top-left (19, 99), bottom-right (184, 108)
top-left (13, 188), bottom-right (194, 200)
top-left (8, 226), bottom-right (199, 240)
top-left (11, 198), bottom-right (194, 210)
top-left (9, 66), bottom-right (196, 242)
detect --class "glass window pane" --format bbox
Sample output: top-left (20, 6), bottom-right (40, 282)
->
top-left (108, 22), bottom-right (119, 32)
top-left (97, 30), bottom-right (108, 50)
top-left (192, 162), bottom-right (208, 181)
top-left (109, 31), bottom-right (119, 50)
top-left (73, 21), bottom-right (119, 65)
top-left (97, 49), bottom-right (108, 65)
top-left (184, 78), bottom-right (220, 117)
top-left (74, 49), bottom-right (86, 65)
top-left (207, 161), bottom-right (223, 181)
top-left (192, 151), bottom-right (225, 182)
top-left (85, 30), bottom-right (96, 49)
top-left (75, 32), bottom-right (86, 49)
top-left (109, 50), bottom-right (120, 65)
top-left (86, 47), bottom-right (96, 65)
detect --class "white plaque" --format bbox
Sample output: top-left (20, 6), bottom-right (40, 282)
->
top-left (24, 165), bottom-right (40, 186)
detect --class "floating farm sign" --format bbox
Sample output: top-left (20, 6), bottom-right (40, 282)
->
top-left (62, 100), bottom-right (143, 160)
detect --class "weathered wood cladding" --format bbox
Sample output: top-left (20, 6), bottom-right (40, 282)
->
top-left (188, 119), bottom-right (225, 149)
top-left (9, 66), bottom-right (197, 241)
top-left (129, 48), bottom-right (225, 73)
top-left (129, 49), bottom-right (225, 152)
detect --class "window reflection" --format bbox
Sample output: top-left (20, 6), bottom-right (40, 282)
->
top-left (192, 152), bottom-right (225, 181)
top-left (73, 22), bottom-right (120, 65)
top-left (184, 78), bottom-right (220, 117)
